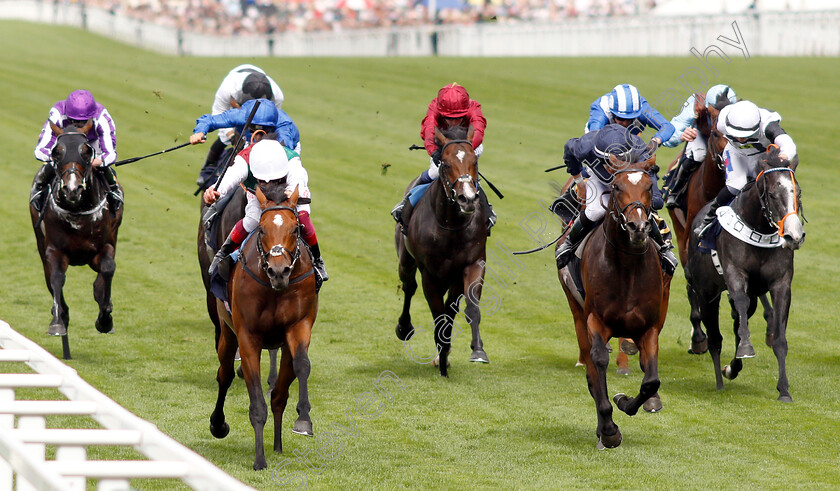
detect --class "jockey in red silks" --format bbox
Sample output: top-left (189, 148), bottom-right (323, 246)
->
top-left (391, 83), bottom-right (496, 234)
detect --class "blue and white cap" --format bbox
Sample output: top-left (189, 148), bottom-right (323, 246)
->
top-left (608, 84), bottom-right (643, 119)
top-left (705, 84), bottom-right (737, 110)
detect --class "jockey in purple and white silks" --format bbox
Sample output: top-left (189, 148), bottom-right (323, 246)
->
top-left (197, 65), bottom-right (285, 186)
top-left (555, 124), bottom-right (678, 276)
top-left (695, 100), bottom-right (798, 238)
top-left (663, 84), bottom-right (738, 208)
top-left (585, 83), bottom-right (675, 149)
top-left (31, 89), bottom-right (122, 213)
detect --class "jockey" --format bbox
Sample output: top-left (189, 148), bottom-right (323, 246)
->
top-left (555, 124), bottom-right (678, 276)
top-left (32, 89), bottom-right (122, 213)
top-left (202, 139), bottom-right (328, 284)
top-left (585, 83), bottom-right (676, 148)
top-left (197, 64), bottom-right (285, 186)
top-left (695, 100), bottom-right (797, 238)
top-left (663, 84), bottom-right (738, 208)
top-left (190, 98), bottom-right (301, 154)
top-left (391, 83), bottom-right (496, 233)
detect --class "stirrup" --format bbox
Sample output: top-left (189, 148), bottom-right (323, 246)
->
top-left (30, 189), bottom-right (46, 213)
top-left (391, 200), bottom-right (405, 223)
top-left (660, 248), bottom-right (678, 276)
top-left (313, 258), bottom-right (329, 283)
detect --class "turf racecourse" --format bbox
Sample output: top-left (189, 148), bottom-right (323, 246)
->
top-left (1, 20), bottom-right (839, 490)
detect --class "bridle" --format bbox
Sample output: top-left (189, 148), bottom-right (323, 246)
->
top-left (54, 133), bottom-right (95, 192)
top-left (439, 139), bottom-right (479, 204)
top-left (255, 205), bottom-right (300, 276)
top-left (755, 166), bottom-right (800, 237)
top-left (608, 169), bottom-right (652, 232)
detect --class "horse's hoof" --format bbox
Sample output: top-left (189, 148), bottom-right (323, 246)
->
top-left (253, 458), bottom-right (267, 471)
top-left (469, 350), bottom-right (489, 363)
top-left (47, 324), bottom-right (67, 336)
top-left (210, 421), bottom-right (230, 439)
top-left (688, 337), bottom-right (708, 355)
top-left (736, 342), bottom-right (756, 359)
top-left (575, 360), bottom-right (585, 367)
top-left (643, 395), bottom-right (663, 413)
top-left (778, 394), bottom-right (793, 403)
top-left (292, 419), bottom-right (314, 437)
top-left (95, 315), bottom-right (114, 334)
top-left (596, 429), bottom-right (622, 449)
top-left (722, 365), bottom-right (735, 380)
top-left (616, 366), bottom-right (631, 376)
top-left (432, 355), bottom-right (451, 368)
top-left (620, 339), bottom-right (638, 355)
top-left (395, 323), bottom-right (414, 341)
top-left (236, 365), bottom-right (244, 379)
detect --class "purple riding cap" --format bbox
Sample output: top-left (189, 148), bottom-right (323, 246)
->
top-left (34, 90), bottom-right (118, 166)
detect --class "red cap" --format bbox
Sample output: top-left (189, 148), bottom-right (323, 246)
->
top-left (436, 83), bottom-right (469, 118)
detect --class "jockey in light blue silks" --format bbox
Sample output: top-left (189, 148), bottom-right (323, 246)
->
top-left (662, 84), bottom-right (739, 209)
top-left (555, 124), bottom-right (678, 276)
top-left (585, 83), bottom-right (676, 147)
top-left (695, 100), bottom-right (798, 238)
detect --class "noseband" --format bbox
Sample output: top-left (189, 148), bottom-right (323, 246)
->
top-left (439, 139), bottom-right (479, 204)
top-left (256, 205), bottom-right (300, 276)
top-left (755, 167), bottom-right (799, 237)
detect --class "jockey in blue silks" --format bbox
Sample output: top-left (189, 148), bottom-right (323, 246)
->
top-left (555, 124), bottom-right (678, 276)
top-left (662, 84), bottom-right (739, 208)
top-left (585, 83), bottom-right (676, 147)
top-left (191, 98), bottom-right (300, 154)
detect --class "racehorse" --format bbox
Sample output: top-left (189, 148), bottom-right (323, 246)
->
top-left (29, 121), bottom-right (123, 360)
top-left (209, 185), bottom-right (318, 470)
top-left (198, 186), bottom-right (278, 388)
top-left (558, 156), bottom-right (671, 449)
top-left (685, 147), bottom-right (804, 401)
top-left (394, 126), bottom-right (488, 377)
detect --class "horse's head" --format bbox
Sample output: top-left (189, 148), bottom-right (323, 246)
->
top-left (256, 184), bottom-right (301, 291)
top-left (755, 146), bottom-right (805, 250)
top-left (434, 126), bottom-right (479, 215)
top-left (50, 120), bottom-right (94, 207)
top-left (607, 154), bottom-right (657, 247)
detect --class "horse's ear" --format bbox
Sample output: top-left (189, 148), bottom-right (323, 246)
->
top-left (50, 122), bottom-right (63, 136)
top-left (255, 185), bottom-right (269, 208)
top-left (640, 155), bottom-right (657, 172)
top-left (81, 119), bottom-right (94, 134)
top-left (788, 155), bottom-right (799, 171)
top-left (286, 184), bottom-right (300, 207)
top-left (229, 96), bottom-right (241, 109)
top-left (467, 124), bottom-right (475, 144)
top-left (434, 127), bottom-right (448, 147)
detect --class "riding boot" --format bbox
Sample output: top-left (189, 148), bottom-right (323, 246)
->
top-left (649, 216), bottom-right (678, 276)
top-left (666, 155), bottom-right (702, 209)
top-left (391, 170), bottom-right (434, 231)
top-left (555, 214), bottom-right (597, 269)
top-left (696, 187), bottom-right (736, 239)
top-left (197, 137), bottom-right (227, 187)
top-left (209, 234), bottom-right (240, 282)
top-left (102, 166), bottom-right (123, 213)
top-left (310, 242), bottom-right (329, 283)
top-left (30, 163), bottom-right (56, 213)
top-left (478, 185), bottom-right (496, 235)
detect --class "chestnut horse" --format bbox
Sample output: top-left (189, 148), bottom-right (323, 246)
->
top-left (209, 185), bottom-right (318, 470)
top-left (395, 126), bottom-right (488, 377)
top-left (29, 121), bottom-right (123, 359)
top-left (558, 157), bottom-right (671, 449)
top-left (685, 147), bottom-right (804, 401)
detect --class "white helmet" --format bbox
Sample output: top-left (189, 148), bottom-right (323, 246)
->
top-left (724, 100), bottom-right (761, 140)
top-left (249, 139), bottom-right (289, 181)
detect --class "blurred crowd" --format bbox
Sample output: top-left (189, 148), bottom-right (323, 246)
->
top-left (87, 0), bottom-right (656, 36)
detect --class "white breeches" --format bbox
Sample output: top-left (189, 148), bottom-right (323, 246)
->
top-left (243, 192), bottom-right (311, 233)
top-left (685, 133), bottom-right (707, 162)
top-left (582, 171), bottom-right (610, 222)
top-left (426, 143), bottom-right (483, 180)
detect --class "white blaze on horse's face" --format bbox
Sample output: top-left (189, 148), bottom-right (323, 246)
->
top-left (627, 172), bottom-right (644, 185)
top-left (273, 215), bottom-right (284, 227)
top-left (456, 150), bottom-right (466, 163)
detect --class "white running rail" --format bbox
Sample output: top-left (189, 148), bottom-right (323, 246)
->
top-left (0, 320), bottom-right (255, 491)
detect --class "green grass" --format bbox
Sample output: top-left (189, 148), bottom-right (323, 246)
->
top-left (1, 20), bottom-right (839, 490)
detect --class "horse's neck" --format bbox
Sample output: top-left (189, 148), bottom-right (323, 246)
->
top-left (429, 179), bottom-right (469, 228)
top-left (732, 184), bottom-right (772, 233)
top-left (701, 155), bottom-right (725, 200)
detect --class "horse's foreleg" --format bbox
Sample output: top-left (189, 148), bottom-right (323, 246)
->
top-left (726, 280), bottom-right (756, 359)
top-left (271, 345), bottom-right (296, 453)
top-left (614, 329), bottom-right (662, 415)
top-left (287, 320), bottom-right (314, 438)
top-left (210, 317), bottom-right (237, 441)
top-left (238, 333), bottom-right (268, 471)
top-left (759, 293), bottom-right (775, 348)
top-left (686, 280), bottom-right (708, 354)
top-left (463, 262), bottom-right (488, 364)
top-left (769, 282), bottom-right (792, 402)
top-left (45, 248), bottom-right (69, 339)
top-left (396, 248), bottom-right (417, 341)
top-left (91, 244), bottom-right (116, 334)
top-left (422, 277), bottom-right (450, 377)
top-left (267, 348), bottom-right (279, 393)
top-left (700, 295), bottom-right (724, 390)
top-left (586, 314), bottom-right (620, 449)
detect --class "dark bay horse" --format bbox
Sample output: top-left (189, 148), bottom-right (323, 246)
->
top-left (29, 121), bottom-right (123, 359)
top-left (558, 157), bottom-right (671, 449)
top-left (210, 185), bottom-right (318, 470)
top-left (395, 126), bottom-right (487, 377)
top-left (198, 186), bottom-right (278, 387)
top-left (685, 147), bottom-right (804, 401)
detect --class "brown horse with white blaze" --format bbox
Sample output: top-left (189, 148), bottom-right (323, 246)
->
top-left (209, 185), bottom-right (318, 470)
top-left (558, 156), bottom-right (671, 449)
top-left (30, 121), bottom-right (123, 360)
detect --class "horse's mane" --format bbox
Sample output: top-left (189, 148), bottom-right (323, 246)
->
top-left (760, 145), bottom-right (790, 168)
top-left (257, 180), bottom-right (288, 205)
top-left (439, 125), bottom-right (469, 141)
